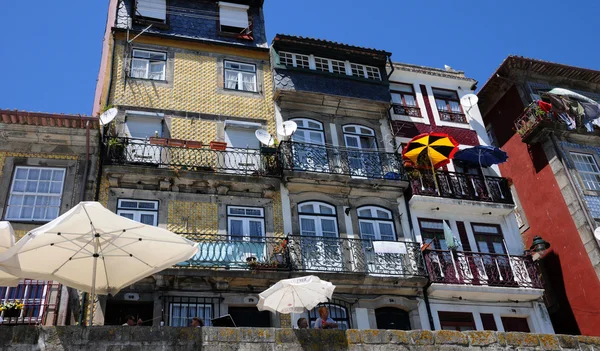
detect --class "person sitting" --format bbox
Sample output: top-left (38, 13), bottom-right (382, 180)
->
top-left (313, 306), bottom-right (338, 329)
top-left (191, 317), bottom-right (204, 328)
top-left (122, 315), bottom-right (143, 326)
top-left (297, 317), bottom-right (308, 329)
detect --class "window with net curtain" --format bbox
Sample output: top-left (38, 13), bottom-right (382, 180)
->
top-left (130, 49), bottom-right (166, 80)
top-left (432, 88), bottom-right (462, 114)
top-left (170, 303), bottom-right (212, 327)
top-left (224, 61), bottom-right (256, 92)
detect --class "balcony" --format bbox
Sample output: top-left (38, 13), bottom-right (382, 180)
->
top-left (392, 104), bottom-right (421, 118)
top-left (409, 170), bottom-right (513, 205)
top-left (438, 110), bottom-right (467, 124)
top-left (103, 137), bottom-right (279, 177)
top-left (514, 103), bottom-right (559, 144)
top-left (423, 249), bottom-right (543, 301)
top-left (279, 141), bottom-right (406, 181)
top-left (174, 234), bottom-right (427, 278)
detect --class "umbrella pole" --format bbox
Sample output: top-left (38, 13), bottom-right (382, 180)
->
top-left (89, 236), bottom-right (99, 326)
top-left (429, 156), bottom-right (440, 195)
top-left (479, 150), bottom-right (493, 200)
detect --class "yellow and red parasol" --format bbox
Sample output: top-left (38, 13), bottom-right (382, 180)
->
top-left (402, 132), bottom-right (459, 169)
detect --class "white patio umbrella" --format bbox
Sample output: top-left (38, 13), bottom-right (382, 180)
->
top-left (0, 222), bottom-right (21, 287)
top-left (0, 202), bottom-right (198, 325)
top-left (257, 275), bottom-right (335, 314)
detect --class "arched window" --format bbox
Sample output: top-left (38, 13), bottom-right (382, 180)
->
top-left (343, 124), bottom-right (377, 150)
top-left (357, 206), bottom-right (396, 241)
top-left (290, 118), bottom-right (325, 145)
top-left (298, 202), bottom-right (338, 238)
top-left (308, 300), bottom-right (352, 330)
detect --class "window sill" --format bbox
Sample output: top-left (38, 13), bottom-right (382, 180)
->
top-left (4, 219), bottom-right (51, 225)
top-left (218, 31), bottom-right (254, 41)
top-left (223, 87), bottom-right (260, 95)
top-left (133, 18), bottom-right (169, 30)
top-left (128, 77), bottom-right (168, 83)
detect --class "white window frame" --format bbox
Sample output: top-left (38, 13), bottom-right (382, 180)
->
top-left (570, 152), bottom-right (600, 191)
top-left (169, 302), bottom-right (212, 327)
top-left (0, 280), bottom-right (49, 322)
top-left (116, 199), bottom-right (159, 226)
top-left (278, 51), bottom-right (381, 80)
top-left (224, 60), bottom-right (257, 92)
top-left (130, 49), bottom-right (167, 80)
top-left (5, 166), bottom-right (66, 222)
top-left (298, 202), bottom-right (339, 238)
top-left (357, 206), bottom-right (396, 241)
top-left (227, 206), bottom-right (265, 241)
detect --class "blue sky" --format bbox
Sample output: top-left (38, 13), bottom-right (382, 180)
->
top-left (0, 0), bottom-right (598, 115)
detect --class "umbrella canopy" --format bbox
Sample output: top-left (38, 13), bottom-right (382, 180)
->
top-left (0, 222), bottom-right (21, 287)
top-left (546, 88), bottom-right (597, 104)
top-left (454, 145), bottom-right (508, 168)
top-left (257, 275), bottom-right (335, 314)
top-left (0, 202), bottom-right (198, 296)
top-left (402, 132), bottom-right (459, 169)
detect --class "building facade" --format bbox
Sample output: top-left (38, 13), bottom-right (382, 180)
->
top-left (0, 109), bottom-right (100, 325)
top-left (388, 63), bottom-right (554, 333)
top-left (478, 56), bottom-right (600, 336)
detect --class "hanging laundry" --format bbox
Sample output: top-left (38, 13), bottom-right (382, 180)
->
top-left (537, 100), bottom-right (552, 112)
top-left (581, 102), bottom-right (600, 130)
top-left (557, 112), bottom-right (576, 130)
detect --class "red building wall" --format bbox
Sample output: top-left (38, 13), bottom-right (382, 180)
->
top-left (487, 87), bottom-right (600, 336)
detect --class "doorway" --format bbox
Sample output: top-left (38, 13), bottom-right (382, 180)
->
top-left (104, 300), bottom-right (154, 326)
top-left (228, 307), bottom-right (271, 327)
top-left (375, 307), bottom-right (411, 330)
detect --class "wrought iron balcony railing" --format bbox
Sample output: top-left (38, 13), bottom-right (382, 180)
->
top-left (409, 170), bottom-right (513, 204)
top-left (438, 110), bottom-right (468, 124)
top-left (174, 234), bottom-right (427, 277)
top-left (103, 137), bottom-right (279, 177)
top-left (392, 104), bottom-right (421, 118)
top-left (424, 249), bottom-right (542, 289)
top-left (279, 141), bottom-right (407, 181)
top-left (514, 103), bottom-right (557, 143)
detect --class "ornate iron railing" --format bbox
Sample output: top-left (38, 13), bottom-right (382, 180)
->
top-left (176, 234), bottom-right (290, 271)
top-left (424, 249), bottom-right (542, 289)
top-left (409, 170), bottom-right (513, 204)
top-left (287, 236), bottom-right (427, 276)
top-left (514, 103), bottom-right (557, 140)
top-left (438, 110), bottom-right (468, 124)
top-left (392, 104), bottom-right (421, 118)
top-left (103, 137), bottom-right (280, 177)
top-left (279, 141), bottom-right (407, 181)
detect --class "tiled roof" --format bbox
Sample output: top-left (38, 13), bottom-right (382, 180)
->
top-left (0, 109), bottom-right (99, 129)
top-left (273, 34), bottom-right (391, 56)
top-left (391, 62), bottom-right (477, 83)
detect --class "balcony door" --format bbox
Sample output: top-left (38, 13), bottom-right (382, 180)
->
top-left (290, 119), bottom-right (328, 172)
top-left (358, 206), bottom-right (402, 275)
top-left (298, 202), bottom-right (342, 271)
top-left (224, 123), bottom-right (261, 174)
top-left (225, 206), bottom-right (266, 268)
top-left (124, 113), bottom-right (163, 164)
top-left (343, 125), bottom-right (380, 177)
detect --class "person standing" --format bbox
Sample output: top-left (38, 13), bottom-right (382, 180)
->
top-left (313, 306), bottom-right (338, 329)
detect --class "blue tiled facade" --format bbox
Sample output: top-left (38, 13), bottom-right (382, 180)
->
top-left (560, 141), bottom-right (600, 218)
top-left (116, 0), bottom-right (267, 48)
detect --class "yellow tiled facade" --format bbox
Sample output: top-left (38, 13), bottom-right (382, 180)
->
top-left (167, 201), bottom-right (218, 235)
top-left (272, 192), bottom-right (284, 237)
top-left (0, 152), bottom-right (78, 179)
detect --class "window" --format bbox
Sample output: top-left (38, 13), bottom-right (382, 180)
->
top-left (279, 52), bottom-right (310, 69)
top-left (314, 57), bottom-right (347, 74)
top-left (308, 301), bottom-right (351, 330)
top-left (432, 88), bottom-right (462, 113)
top-left (218, 2), bottom-right (249, 34)
top-left (130, 49), bottom-right (166, 80)
top-left (471, 223), bottom-right (505, 254)
top-left (298, 202), bottom-right (338, 238)
top-left (357, 206), bottom-right (396, 241)
top-left (170, 302), bottom-right (212, 327)
top-left (501, 317), bottom-right (531, 332)
top-left (224, 61), bottom-right (257, 92)
top-left (343, 125), bottom-right (377, 149)
top-left (438, 311), bottom-right (476, 331)
top-left (350, 63), bottom-right (381, 80)
top-left (291, 118), bottom-right (325, 145)
top-left (571, 152), bottom-right (600, 191)
top-left (227, 206), bottom-right (264, 241)
top-left (135, 0), bottom-right (166, 22)
top-left (6, 167), bottom-right (65, 221)
top-left (418, 219), bottom-right (447, 250)
top-left (117, 199), bottom-right (158, 226)
top-left (0, 280), bottom-right (50, 322)
top-left (480, 313), bottom-right (498, 331)
top-left (391, 83), bottom-right (418, 107)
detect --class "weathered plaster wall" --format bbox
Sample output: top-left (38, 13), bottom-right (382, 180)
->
top-left (1, 327), bottom-right (599, 351)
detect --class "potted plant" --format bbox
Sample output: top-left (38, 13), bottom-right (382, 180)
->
top-left (272, 238), bottom-right (288, 264)
top-left (107, 137), bottom-right (126, 161)
top-left (185, 140), bottom-right (203, 149)
top-left (149, 137), bottom-right (168, 146)
top-left (210, 141), bottom-right (228, 151)
top-left (168, 138), bottom-right (186, 147)
top-left (1, 300), bottom-right (24, 318)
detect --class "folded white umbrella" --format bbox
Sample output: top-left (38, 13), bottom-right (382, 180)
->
top-left (0, 222), bottom-right (21, 287)
top-left (257, 275), bottom-right (335, 314)
top-left (0, 202), bottom-right (198, 324)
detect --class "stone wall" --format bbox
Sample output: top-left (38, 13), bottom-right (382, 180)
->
top-left (1, 327), bottom-right (599, 351)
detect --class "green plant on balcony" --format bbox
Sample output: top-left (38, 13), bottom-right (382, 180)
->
top-left (107, 137), bottom-right (126, 161)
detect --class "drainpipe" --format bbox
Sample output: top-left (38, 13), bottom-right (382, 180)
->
top-left (549, 133), bottom-right (596, 233)
top-left (422, 284), bottom-right (435, 330)
top-left (80, 120), bottom-right (91, 203)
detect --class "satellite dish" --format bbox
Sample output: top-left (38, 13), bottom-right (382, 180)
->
top-left (460, 94), bottom-right (479, 108)
top-left (255, 129), bottom-right (274, 146)
top-left (99, 108), bottom-right (118, 126)
top-left (594, 227), bottom-right (600, 241)
top-left (277, 120), bottom-right (298, 138)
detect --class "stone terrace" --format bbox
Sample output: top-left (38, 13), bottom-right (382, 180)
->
top-left (1, 327), bottom-right (599, 351)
